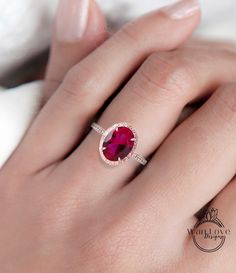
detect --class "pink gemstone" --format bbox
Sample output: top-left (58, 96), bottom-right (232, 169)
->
top-left (102, 126), bottom-right (135, 162)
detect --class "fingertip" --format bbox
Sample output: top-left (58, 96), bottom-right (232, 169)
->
top-left (159, 0), bottom-right (201, 47)
top-left (79, 0), bottom-right (108, 53)
top-left (161, 0), bottom-right (201, 21)
top-left (85, 0), bottom-right (108, 43)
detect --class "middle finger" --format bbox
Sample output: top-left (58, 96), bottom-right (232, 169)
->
top-left (132, 83), bottom-right (236, 221)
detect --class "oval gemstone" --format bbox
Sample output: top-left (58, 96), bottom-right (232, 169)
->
top-left (102, 126), bottom-right (135, 162)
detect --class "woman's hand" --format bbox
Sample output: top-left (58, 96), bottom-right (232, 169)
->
top-left (1, 1), bottom-right (236, 272)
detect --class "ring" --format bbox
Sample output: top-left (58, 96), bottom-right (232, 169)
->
top-left (91, 122), bottom-right (147, 166)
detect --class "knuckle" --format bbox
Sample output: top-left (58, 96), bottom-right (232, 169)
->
top-left (136, 52), bottom-right (195, 103)
top-left (114, 25), bottom-right (145, 55)
top-left (117, 24), bottom-right (139, 46)
top-left (60, 64), bottom-right (100, 107)
top-left (214, 83), bottom-right (236, 124)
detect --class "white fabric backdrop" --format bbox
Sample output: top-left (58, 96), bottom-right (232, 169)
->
top-left (1, 0), bottom-right (236, 75)
top-left (0, 0), bottom-right (236, 166)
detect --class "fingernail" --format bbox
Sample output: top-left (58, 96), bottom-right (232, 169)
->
top-left (56, 0), bottom-right (90, 42)
top-left (162, 0), bottom-right (200, 20)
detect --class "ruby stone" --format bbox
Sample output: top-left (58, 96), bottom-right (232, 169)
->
top-left (102, 126), bottom-right (135, 162)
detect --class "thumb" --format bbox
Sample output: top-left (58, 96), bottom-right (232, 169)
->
top-left (44, 0), bottom-right (107, 100)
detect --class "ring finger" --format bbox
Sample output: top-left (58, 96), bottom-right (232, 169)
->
top-left (64, 45), bottom-right (236, 196)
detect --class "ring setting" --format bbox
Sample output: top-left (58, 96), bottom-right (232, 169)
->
top-left (91, 122), bottom-right (147, 166)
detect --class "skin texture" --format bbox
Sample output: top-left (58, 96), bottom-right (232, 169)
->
top-left (1, 3), bottom-right (236, 273)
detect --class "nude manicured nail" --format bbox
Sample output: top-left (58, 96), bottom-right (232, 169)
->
top-left (56, 0), bottom-right (90, 42)
top-left (162, 0), bottom-right (200, 20)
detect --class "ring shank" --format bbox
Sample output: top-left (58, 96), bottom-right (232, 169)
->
top-left (91, 122), bottom-right (106, 135)
top-left (133, 152), bottom-right (147, 166)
